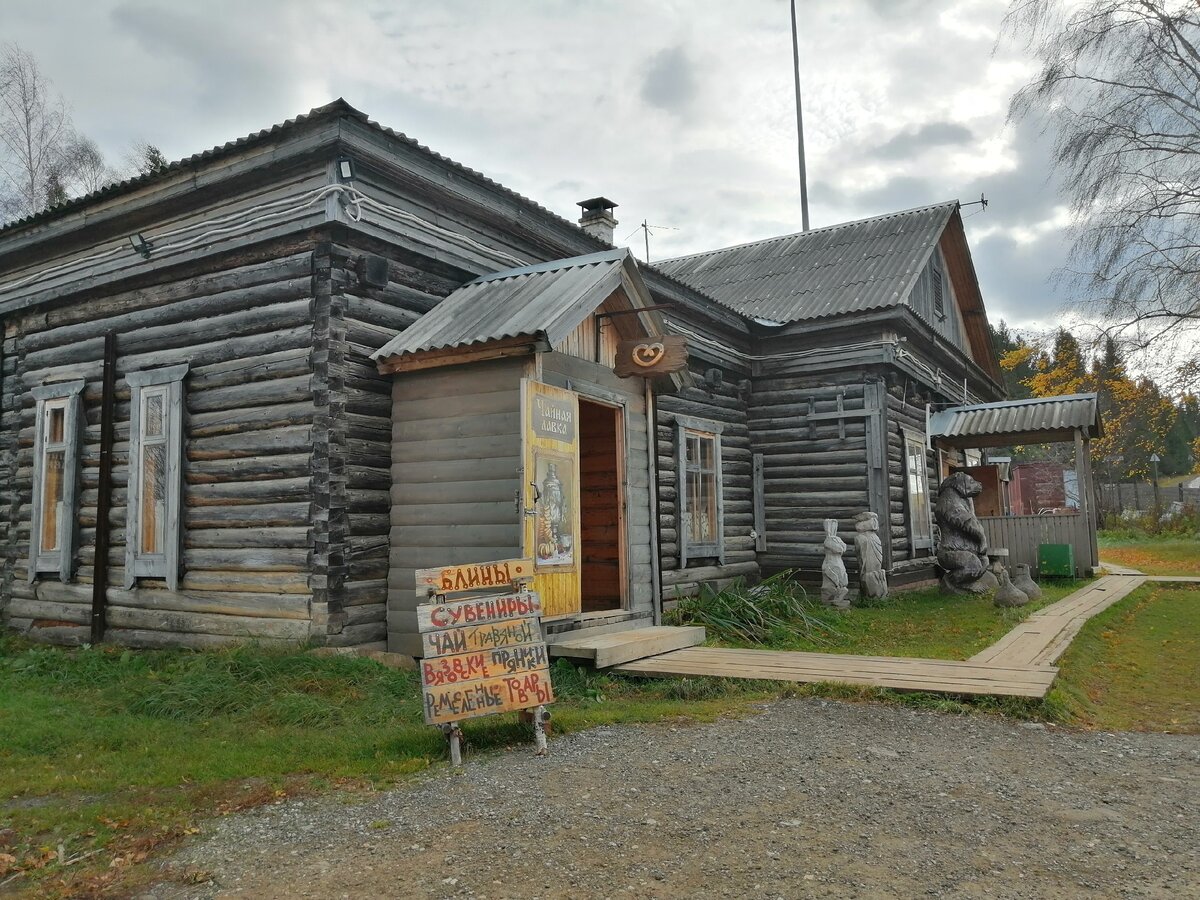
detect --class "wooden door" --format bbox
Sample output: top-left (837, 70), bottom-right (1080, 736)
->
top-left (522, 379), bottom-right (582, 617)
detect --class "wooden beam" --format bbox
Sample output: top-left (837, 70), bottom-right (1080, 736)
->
top-left (377, 336), bottom-right (537, 375)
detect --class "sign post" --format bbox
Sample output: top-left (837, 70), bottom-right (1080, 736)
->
top-left (414, 558), bottom-right (554, 762)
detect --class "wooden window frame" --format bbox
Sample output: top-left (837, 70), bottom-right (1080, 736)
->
top-left (676, 415), bottom-right (725, 567)
top-left (931, 251), bottom-right (946, 320)
top-left (125, 365), bottom-right (187, 591)
top-left (902, 426), bottom-right (934, 551)
top-left (29, 380), bottom-right (85, 583)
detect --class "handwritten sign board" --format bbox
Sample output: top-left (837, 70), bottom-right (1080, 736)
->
top-left (423, 670), bottom-right (555, 727)
top-left (415, 591), bottom-right (541, 632)
top-left (415, 564), bottom-right (553, 728)
top-left (415, 558), bottom-right (534, 594)
top-left (613, 334), bottom-right (688, 378)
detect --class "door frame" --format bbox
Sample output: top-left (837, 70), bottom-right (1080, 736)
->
top-left (576, 393), bottom-right (629, 614)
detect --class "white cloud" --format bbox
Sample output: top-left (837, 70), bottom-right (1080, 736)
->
top-left (3, 0), bottom-right (1069, 328)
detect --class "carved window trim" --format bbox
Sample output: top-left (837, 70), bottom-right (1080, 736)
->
top-left (29, 380), bottom-right (85, 583)
top-left (676, 415), bottom-right (725, 567)
top-left (125, 365), bottom-right (187, 590)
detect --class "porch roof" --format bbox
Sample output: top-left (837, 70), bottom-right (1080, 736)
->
top-left (372, 248), bottom-right (659, 361)
top-left (928, 393), bottom-right (1102, 449)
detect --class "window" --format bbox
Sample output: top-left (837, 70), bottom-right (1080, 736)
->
top-left (904, 429), bottom-right (933, 550)
top-left (126, 365), bottom-right (187, 590)
top-left (677, 416), bottom-right (724, 566)
top-left (29, 380), bottom-right (84, 582)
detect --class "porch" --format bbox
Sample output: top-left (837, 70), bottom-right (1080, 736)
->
top-left (928, 393), bottom-right (1103, 577)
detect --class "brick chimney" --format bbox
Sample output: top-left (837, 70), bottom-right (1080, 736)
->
top-left (577, 197), bottom-right (618, 244)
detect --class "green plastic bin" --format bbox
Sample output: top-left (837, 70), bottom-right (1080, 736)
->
top-left (1038, 543), bottom-right (1075, 578)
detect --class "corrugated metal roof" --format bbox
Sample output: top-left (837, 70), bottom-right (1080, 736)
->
top-left (0, 99), bottom-right (591, 241)
top-left (654, 202), bottom-right (957, 323)
top-left (373, 249), bottom-right (631, 359)
top-left (928, 393), bottom-right (1102, 443)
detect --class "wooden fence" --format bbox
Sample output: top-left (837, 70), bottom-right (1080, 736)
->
top-left (979, 513), bottom-right (1094, 578)
top-left (1099, 481), bottom-right (1200, 514)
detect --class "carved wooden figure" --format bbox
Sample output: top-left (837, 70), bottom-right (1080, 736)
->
top-left (1011, 564), bottom-right (1042, 600)
top-left (820, 518), bottom-right (850, 609)
top-left (934, 472), bottom-right (999, 595)
top-left (993, 568), bottom-right (1030, 608)
top-left (853, 511), bottom-right (888, 600)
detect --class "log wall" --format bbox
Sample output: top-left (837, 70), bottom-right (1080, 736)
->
top-left (748, 370), bottom-right (880, 578)
top-left (656, 372), bottom-right (758, 601)
top-left (1, 245), bottom-right (326, 647)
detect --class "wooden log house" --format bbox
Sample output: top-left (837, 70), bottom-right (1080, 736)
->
top-left (0, 100), bottom-right (1017, 654)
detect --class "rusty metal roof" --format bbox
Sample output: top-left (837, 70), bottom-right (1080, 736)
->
top-left (373, 248), bottom-right (635, 359)
top-left (654, 202), bottom-right (957, 323)
top-left (928, 393), bottom-right (1102, 447)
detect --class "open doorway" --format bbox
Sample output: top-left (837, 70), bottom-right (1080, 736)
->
top-left (578, 398), bottom-right (624, 612)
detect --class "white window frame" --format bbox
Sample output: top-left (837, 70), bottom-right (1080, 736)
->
top-left (903, 427), bottom-right (934, 551)
top-left (676, 415), bottom-right (724, 567)
top-left (125, 364), bottom-right (187, 590)
top-left (29, 380), bottom-right (85, 583)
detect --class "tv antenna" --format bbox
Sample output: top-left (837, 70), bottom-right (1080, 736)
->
top-left (624, 220), bottom-right (678, 262)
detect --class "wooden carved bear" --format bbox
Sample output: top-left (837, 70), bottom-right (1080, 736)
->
top-left (934, 471), bottom-right (998, 595)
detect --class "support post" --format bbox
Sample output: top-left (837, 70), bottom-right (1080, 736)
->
top-left (90, 331), bottom-right (117, 644)
top-left (442, 722), bottom-right (463, 766)
top-left (533, 706), bottom-right (550, 757)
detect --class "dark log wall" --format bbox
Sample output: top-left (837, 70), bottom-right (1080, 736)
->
top-left (1, 244), bottom-right (326, 648)
top-left (655, 373), bottom-right (758, 602)
top-left (748, 369), bottom-right (882, 577)
top-left (325, 240), bottom-right (460, 649)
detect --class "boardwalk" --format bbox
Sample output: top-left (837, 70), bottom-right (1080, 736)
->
top-left (615, 573), bottom-right (1155, 699)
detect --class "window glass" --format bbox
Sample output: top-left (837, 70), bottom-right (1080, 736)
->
top-left (144, 391), bottom-right (164, 438)
top-left (140, 441), bottom-right (167, 555)
top-left (47, 406), bottom-right (65, 443)
top-left (40, 449), bottom-right (65, 553)
top-left (684, 429), bottom-right (718, 548)
top-left (906, 437), bottom-right (932, 543)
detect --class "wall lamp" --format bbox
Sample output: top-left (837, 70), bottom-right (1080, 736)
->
top-left (128, 233), bottom-right (154, 259)
top-left (335, 156), bottom-right (355, 182)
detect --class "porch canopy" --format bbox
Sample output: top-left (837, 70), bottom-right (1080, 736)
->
top-left (927, 393), bottom-right (1102, 449)
top-left (927, 393), bottom-right (1103, 575)
top-left (372, 247), bottom-right (683, 387)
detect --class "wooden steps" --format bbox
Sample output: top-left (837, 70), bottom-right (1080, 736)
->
top-left (614, 647), bottom-right (1057, 698)
top-left (548, 625), bottom-right (706, 668)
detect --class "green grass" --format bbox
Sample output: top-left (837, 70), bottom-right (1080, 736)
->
top-left (672, 577), bottom-right (1086, 660)
top-left (1048, 582), bottom-right (1200, 733)
top-left (1098, 531), bottom-right (1200, 576)
top-left (0, 639), bottom-right (777, 897)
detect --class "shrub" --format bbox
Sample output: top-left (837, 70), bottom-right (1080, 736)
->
top-left (665, 571), bottom-right (840, 646)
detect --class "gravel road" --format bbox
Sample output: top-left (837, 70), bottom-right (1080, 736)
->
top-left (144, 698), bottom-right (1199, 899)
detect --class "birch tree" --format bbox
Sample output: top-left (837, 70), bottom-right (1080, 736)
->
top-left (1005, 1), bottom-right (1200, 387)
top-left (0, 43), bottom-right (113, 221)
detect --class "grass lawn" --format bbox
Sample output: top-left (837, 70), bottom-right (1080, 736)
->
top-left (1098, 531), bottom-right (1200, 576)
top-left (1048, 582), bottom-right (1200, 733)
top-left (670, 577), bottom-right (1087, 660)
top-left (0, 639), bottom-right (778, 898)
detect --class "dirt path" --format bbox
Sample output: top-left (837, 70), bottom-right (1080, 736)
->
top-left (144, 699), bottom-right (1199, 899)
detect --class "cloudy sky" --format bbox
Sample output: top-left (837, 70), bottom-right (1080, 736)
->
top-left (5, 0), bottom-right (1073, 329)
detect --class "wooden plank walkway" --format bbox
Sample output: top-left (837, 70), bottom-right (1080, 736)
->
top-left (613, 574), bottom-right (1154, 699)
top-left (614, 647), bottom-right (1057, 697)
top-left (968, 574), bottom-right (1145, 668)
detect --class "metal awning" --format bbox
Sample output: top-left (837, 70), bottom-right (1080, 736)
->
top-left (373, 248), bottom-right (654, 361)
top-left (928, 393), bottom-right (1102, 449)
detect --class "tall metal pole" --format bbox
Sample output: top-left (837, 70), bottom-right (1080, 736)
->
top-left (790, 0), bottom-right (810, 231)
